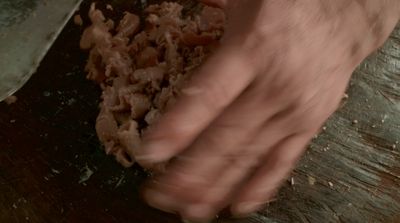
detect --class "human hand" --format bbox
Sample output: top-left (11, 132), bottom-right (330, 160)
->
top-left (136, 0), bottom-right (400, 220)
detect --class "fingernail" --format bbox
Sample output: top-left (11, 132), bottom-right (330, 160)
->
top-left (232, 202), bottom-right (264, 216)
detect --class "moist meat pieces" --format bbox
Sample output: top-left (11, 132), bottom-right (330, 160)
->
top-left (81, 2), bottom-right (225, 167)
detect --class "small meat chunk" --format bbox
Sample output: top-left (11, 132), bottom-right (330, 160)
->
top-left (74, 14), bottom-right (83, 26)
top-left (116, 12), bottom-right (140, 38)
top-left (4, 95), bottom-right (17, 105)
top-left (127, 93), bottom-right (151, 119)
top-left (95, 105), bottom-right (118, 154)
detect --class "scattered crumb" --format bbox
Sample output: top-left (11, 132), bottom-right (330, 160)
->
top-left (322, 126), bottom-right (327, 131)
top-left (51, 169), bottom-right (60, 174)
top-left (106, 4), bottom-right (113, 11)
top-left (17, 198), bottom-right (27, 204)
top-left (43, 176), bottom-right (49, 181)
top-left (4, 95), bottom-right (17, 105)
top-left (290, 177), bottom-right (295, 186)
top-left (352, 120), bottom-right (358, 124)
top-left (10, 119), bottom-right (16, 123)
top-left (114, 175), bottom-right (126, 189)
top-left (79, 165), bottom-right (94, 184)
top-left (371, 124), bottom-right (376, 128)
top-left (74, 14), bottom-right (83, 26)
top-left (308, 176), bottom-right (316, 185)
top-left (328, 182), bottom-right (334, 188)
top-left (12, 203), bottom-right (17, 209)
top-left (67, 98), bottom-right (76, 106)
top-left (25, 217), bottom-right (29, 221)
top-left (381, 114), bottom-right (388, 123)
top-left (343, 93), bottom-right (349, 99)
top-left (396, 141), bottom-right (399, 144)
top-left (43, 91), bottom-right (51, 97)
top-left (392, 144), bottom-right (396, 149)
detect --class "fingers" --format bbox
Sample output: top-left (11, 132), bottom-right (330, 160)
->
top-left (143, 153), bottom-right (255, 221)
top-left (142, 93), bottom-right (294, 220)
top-left (142, 116), bottom-right (261, 219)
top-left (136, 47), bottom-right (256, 166)
top-left (230, 133), bottom-right (312, 216)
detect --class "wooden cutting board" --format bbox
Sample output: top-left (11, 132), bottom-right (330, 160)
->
top-left (0, 1), bottom-right (399, 222)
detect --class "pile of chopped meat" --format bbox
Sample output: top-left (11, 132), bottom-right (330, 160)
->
top-left (80, 2), bottom-right (225, 167)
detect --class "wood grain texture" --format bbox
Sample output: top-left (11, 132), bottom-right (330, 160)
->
top-left (0, 0), bottom-right (399, 222)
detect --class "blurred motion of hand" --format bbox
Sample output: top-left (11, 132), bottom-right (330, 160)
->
top-left (135, 0), bottom-right (400, 221)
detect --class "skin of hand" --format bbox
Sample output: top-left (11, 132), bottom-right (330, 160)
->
top-left (135, 0), bottom-right (400, 221)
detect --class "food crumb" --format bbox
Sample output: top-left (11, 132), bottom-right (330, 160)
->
top-left (51, 169), bottom-right (60, 174)
top-left (4, 95), bottom-right (17, 104)
top-left (79, 165), bottom-right (94, 184)
top-left (392, 144), bottom-right (396, 149)
top-left (290, 177), bottom-right (295, 186)
top-left (10, 119), bottom-right (16, 123)
top-left (308, 176), bottom-right (316, 185)
top-left (67, 98), bottom-right (76, 106)
top-left (12, 203), bottom-right (17, 209)
top-left (74, 14), bottom-right (83, 26)
top-left (371, 124), bottom-right (376, 128)
top-left (106, 4), bottom-right (114, 11)
top-left (343, 93), bottom-right (349, 99)
top-left (328, 182), bottom-right (334, 188)
top-left (352, 120), bottom-right (358, 125)
top-left (322, 126), bottom-right (327, 131)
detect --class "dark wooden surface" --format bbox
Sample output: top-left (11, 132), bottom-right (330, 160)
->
top-left (0, 0), bottom-right (399, 222)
